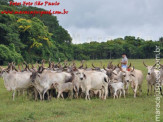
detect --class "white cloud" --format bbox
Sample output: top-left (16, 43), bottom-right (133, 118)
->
top-left (16, 0), bottom-right (163, 43)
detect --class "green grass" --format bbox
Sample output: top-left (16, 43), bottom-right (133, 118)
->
top-left (0, 59), bottom-right (163, 122)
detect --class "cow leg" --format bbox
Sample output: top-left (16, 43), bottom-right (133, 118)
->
top-left (119, 90), bottom-right (122, 98)
top-left (99, 90), bottom-right (102, 99)
top-left (108, 87), bottom-right (111, 96)
top-left (122, 88), bottom-right (125, 98)
top-left (57, 92), bottom-right (61, 99)
top-left (38, 92), bottom-right (42, 100)
top-left (101, 89), bottom-right (105, 99)
top-left (50, 90), bottom-right (54, 98)
top-left (61, 93), bottom-right (64, 99)
top-left (34, 88), bottom-right (38, 101)
top-left (154, 84), bottom-right (158, 96)
top-left (104, 86), bottom-right (108, 100)
top-left (43, 90), bottom-right (46, 100)
top-left (147, 83), bottom-right (150, 96)
top-left (76, 92), bottom-right (78, 99)
top-left (12, 90), bottom-right (16, 101)
top-left (151, 85), bottom-right (153, 95)
top-left (69, 90), bottom-right (73, 99)
top-left (48, 90), bottom-right (52, 100)
top-left (116, 90), bottom-right (118, 99)
top-left (134, 85), bottom-right (138, 98)
top-left (74, 86), bottom-right (79, 98)
top-left (85, 90), bottom-right (89, 100)
top-left (125, 82), bottom-right (129, 95)
top-left (113, 90), bottom-right (116, 99)
top-left (88, 91), bottom-right (91, 100)
top-left (27, 89), bottom-right (29, 97)
top-left (139, 85), bottom-right (142, 95)
top-left (47, 91), bottom-right (50, 100)
top-left (23, 90), bottom-right (25, 96)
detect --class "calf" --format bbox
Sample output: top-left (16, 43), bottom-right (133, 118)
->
top-left (109, 82), bottom-right (125, 99)
top-left (52, 82), bottom-right (74, 99)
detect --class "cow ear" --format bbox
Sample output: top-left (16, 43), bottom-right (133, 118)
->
top-left (84, 74), bottom-right (86, 79)
top-left (38, 74), bottom-right (41, 77)
top-left (130, 74), bottom-right (135, 77)
top-left (54, 83), bottom-right (57, 85)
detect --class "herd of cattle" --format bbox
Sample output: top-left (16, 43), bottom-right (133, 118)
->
top-left (0, 60), bottom-right (162, 101)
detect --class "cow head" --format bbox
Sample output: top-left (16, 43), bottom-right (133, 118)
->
top-left (143, 61), bottom-right (156, 75)
top-left (30, 71), bottom-right (41, 82)
top-left (121, 66), bottom-right (135, 83)
top-left (75, 70), bottom-right (86, 80)
top-left (0, 63), bottom-right (14, 77)
top-left (103, 65), bottom-right (117, 79)
top-left (51, 83), bottom-right (59, 89)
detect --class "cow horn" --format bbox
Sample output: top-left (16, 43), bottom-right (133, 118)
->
top-left (79, 64), bottom-right (83, 69)
top-left (131, 66), bottom-right (134, 72)
top-left (92, 63), bottom-right (96, 68)
top-left (21, 63), bottom-right (24, 70)
top-left (117, 63), bottom-right (122, 71)
top-left (41, 60), bottom-right (45, 68)
top-left (153, 63), bottom-right (157, 68)
top-left (18, 64), bottom-right (21, 72)
top-left (107, 61), bottom-right (112, 69)
top-left (92, 63), bottom-right (100, 69)
top-left (35, 61), bottom-right (38, 68)
top-left (103, 65), bottom-right (107, 71)
top-left (72, 60), bottom-right (76, 66)
top-left (143, 61), bottom-right (147, 67)
top-left (85, 64), bottom-right (88, 70)
top-left (127, 63), bottom-right (131, 69)
top-left (31, 64), bottom-right (35, 69)
top-left (24, 61), bottom-right (27, 65)
top-left (117, 63), bottom-right (120, 68)
top-left (113, 66), bottom-right (116, 71)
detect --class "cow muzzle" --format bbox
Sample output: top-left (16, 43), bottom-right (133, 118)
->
top-left (80, 78), bottom-right (83, 80)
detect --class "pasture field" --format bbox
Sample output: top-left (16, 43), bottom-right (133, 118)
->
top-left (0, 59), bottom-right (163, 122)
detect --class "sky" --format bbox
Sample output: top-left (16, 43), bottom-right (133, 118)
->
top-left (15, 0), bottom-right (163, 43)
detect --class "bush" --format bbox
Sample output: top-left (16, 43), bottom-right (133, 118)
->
top-left (0, 44), bottom-right (23, 65)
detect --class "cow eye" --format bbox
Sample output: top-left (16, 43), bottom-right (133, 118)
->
top-left (123, 75), bottom-right (126, 77)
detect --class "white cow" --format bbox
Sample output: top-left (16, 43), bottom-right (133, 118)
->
top-left (122, 67), bottom-right (143, 98)
top-left (0, 70), bottom-right (32, 100)
top-left (30, 70), bottom-right (74, 100)
top-left (76, 70), bottom-right (109, 100)
top-left (143, 62), bottom-right (158, 95)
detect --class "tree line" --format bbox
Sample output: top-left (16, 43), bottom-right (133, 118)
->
top-left (0, 0), bottom-right (162, 65)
